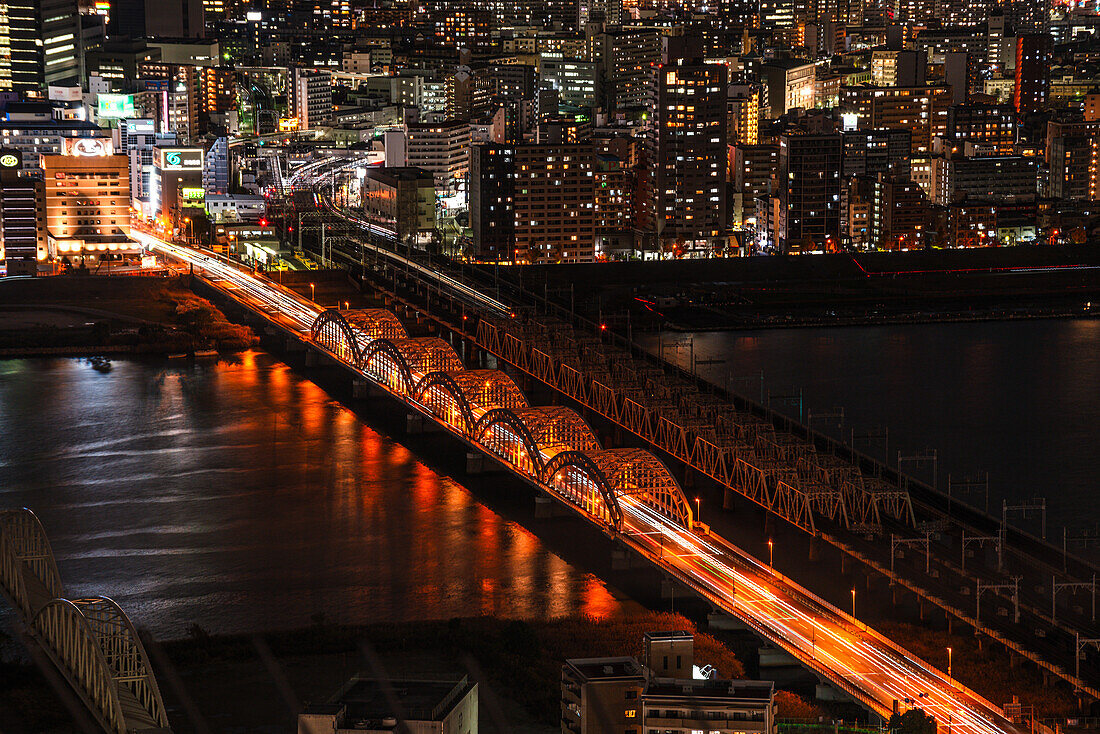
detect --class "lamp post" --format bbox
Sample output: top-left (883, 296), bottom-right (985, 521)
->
top-left (947, 646), bottom-right (952, 678)
top-left (309, 283), bottom-right (316, 303)
top-left (851, 588), bottom-right (856, 618)
top-left (694, 497), bottom-right (701, 526)
top-left (768, 539), bottom-right (774, 567)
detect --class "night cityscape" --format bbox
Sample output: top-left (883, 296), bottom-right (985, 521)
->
top-left (0, 0), bottom-right (1099, 731)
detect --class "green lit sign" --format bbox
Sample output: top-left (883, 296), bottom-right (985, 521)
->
top-left (182, 187), bottom-right (205, 200)
top-left (97, 94), bottom-right (136, 119)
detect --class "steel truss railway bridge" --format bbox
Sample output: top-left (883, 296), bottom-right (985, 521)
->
top-left (135, 232), bottom-right (1030, 734)
top-left (0, 509), bottom-right (170, 734)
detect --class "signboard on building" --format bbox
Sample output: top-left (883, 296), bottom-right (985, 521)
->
top-left (62, 138), bottom-right (114, 157)
top-left (158, 148), bottom-right (204, 170)
top-left (0, 149), bottom-right (21, 169)
top-left (278, 117), bottom-right (300, 132)
top-left (49, 85), bottom-right (83, 102)
top-left (125, 119), bottom-right (156, 134)
top-left (181, 187), bottom-right (205, 201)
top-left (98, 94), bottom-right (136, 119)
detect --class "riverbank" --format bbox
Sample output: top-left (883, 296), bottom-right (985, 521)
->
top-left (0, 275), bottom-right (256, 354)
top-left (0, 612), bottom-right (823, 734)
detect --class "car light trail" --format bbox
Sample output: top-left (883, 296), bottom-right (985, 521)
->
top-left (143, 230), bottom-right (1022, 734)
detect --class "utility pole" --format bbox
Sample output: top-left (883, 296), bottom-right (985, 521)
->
top-left (898, 449), bottom-right (938, 491)
top-left (977, 577), bottom-right (1021, 625)
top-left (1003, 498), bottom-right (1047, 540)
top-left (1052, 574), bottom-right (1097, 624)
top-left (962, 532), bottom-right (1003, 573)
top-left (891, 533), bottom-right (932, 573)
top-left (948, 472), bottom-right (989, 514)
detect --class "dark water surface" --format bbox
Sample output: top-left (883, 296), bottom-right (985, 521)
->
top-left (659, 318), bottom-right (1100, 551)
top-left (0, 351), bottom-right (626, 638)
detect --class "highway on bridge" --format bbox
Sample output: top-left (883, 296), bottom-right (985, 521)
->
top-left (135, 230), bottom-right (1024, 734)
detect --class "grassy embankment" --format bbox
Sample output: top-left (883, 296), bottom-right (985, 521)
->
top-left (0, 275), bottom-right (255, 353)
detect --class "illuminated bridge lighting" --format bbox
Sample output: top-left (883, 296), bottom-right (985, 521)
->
top-left (139, 235), bottom-right (1027, 734)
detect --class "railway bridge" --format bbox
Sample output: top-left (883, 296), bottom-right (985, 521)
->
top-left (136, 232), bottom-right (1033, 734)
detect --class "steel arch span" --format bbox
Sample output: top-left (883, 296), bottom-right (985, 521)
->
top-left (32, 597), bottom-right (169, 734)
top-left (543, 449), bottom-right (694, 531)
top-left (310, 308), bottom-right (407, 367)
top-left (0, 508), bottom-right (63, 619)
top-left (541, 450), bottom-right (624, 529)
top-left (474, 406), bottom-right (601, 476)
top-left (363, 337), bottom-right (464, 395)
top-left (413, 369), bottom-right (528, 436)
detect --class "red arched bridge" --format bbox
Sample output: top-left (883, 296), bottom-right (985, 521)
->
top-left (312, 307), bottom-right (695, 534)
top-left (0, 509), bottom-right (169, 734)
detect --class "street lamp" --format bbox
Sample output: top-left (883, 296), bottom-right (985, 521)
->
top-left (768, 539), bottom-right (774, 567)
top-left (851, 588), bottom-right (856, 618)
top-left (694, 497), bottom-right (701, 526)
top-left (947, 646), bottom-right (952, 678)
top-left (309, 283), bottom-right (316, 302)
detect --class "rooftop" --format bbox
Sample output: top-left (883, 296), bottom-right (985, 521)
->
top-left (565, 656), bottom-right (645, 681)
top-left (644, 677), bottom-right (775, 701)
top-left (317, 675), bottom-right (475, 724)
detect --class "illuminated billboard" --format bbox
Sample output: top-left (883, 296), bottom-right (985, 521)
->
top-left (62, 137), bottom-right (114, 156)
top-left (0, 149), bottom-right (21, 169)
top-left (158, 148), bottom-right (204, 170)
top-left (181, 187), bottom-right (205, 201)
top-left (98, 93), bottom-right (136, 119)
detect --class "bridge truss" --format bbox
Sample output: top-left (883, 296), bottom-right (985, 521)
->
top-left (0, 509), bottom-right (170, 734)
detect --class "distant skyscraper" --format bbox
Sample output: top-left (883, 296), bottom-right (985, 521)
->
top-left (777, 132), bottom-right (842, 252)
top-left (654, 50), bottom-right (727, 251)
top-left (1014, 34), bottom-right (1051, 115)
top-left (1, 0), bottom-right (81, 94)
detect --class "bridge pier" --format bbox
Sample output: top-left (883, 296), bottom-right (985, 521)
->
top-left (405, 414), bottom-right (441, 434)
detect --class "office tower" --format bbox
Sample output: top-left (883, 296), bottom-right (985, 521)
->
top-left (2, 0), bottom-right (81, 94)
top-left (1014, 34), bottom-right (1051, 115)
top-left (777, 132), bottom-right (842, 252)
top-left (655, 53), bottom-right (728, 251)
top-left (1045, 120), bottom-right (1100, 201)
top-left (445, 67), bottom-right (492, 121)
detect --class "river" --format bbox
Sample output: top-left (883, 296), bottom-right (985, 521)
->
top-left (658, 317), bottom-right (1100, 555)
top-left (0, 351), bottom-right (627, 638)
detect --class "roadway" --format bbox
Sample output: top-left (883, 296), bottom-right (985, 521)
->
top-left (135, 229), bottom-right (1027, 734)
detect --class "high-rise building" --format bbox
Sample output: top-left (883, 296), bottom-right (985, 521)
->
top-left (945, 103), bottom-right (1017, 153)
top-left (1045, 120), bottom-right (1100, 201)
top-left (406, 120), bottom-right (471, 194)
top-left (2, 0), bottom-right (81, 94)
top-left (655, 55), bottom-right (728, 252)
top-left (42, 139), bottom-right (134, 263)
top-left (469, 143), bottom-right (516, 261)
top-left (0, 149), bottom-right (47, 276)
top-left (727, 84), bottom-right (762, 146)
top-left (1014, 34), bottom-right (1051, 115)
top-left (289, 67), bottom-right (332, 130)
top-left (360, 167), bottom-right (437, 247)
top-left (595, 28), bottom-right (661, 111)
top-left (760, 60), bottom-right (816, 117)
top-left (839, 85), bottom-right (952, 155)
top-left (869, 173), bottom-right (931, 249)
top-left (777, 132), bottom-right (842, 252)
top-left (513, 142), bottom-right (595, 263)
